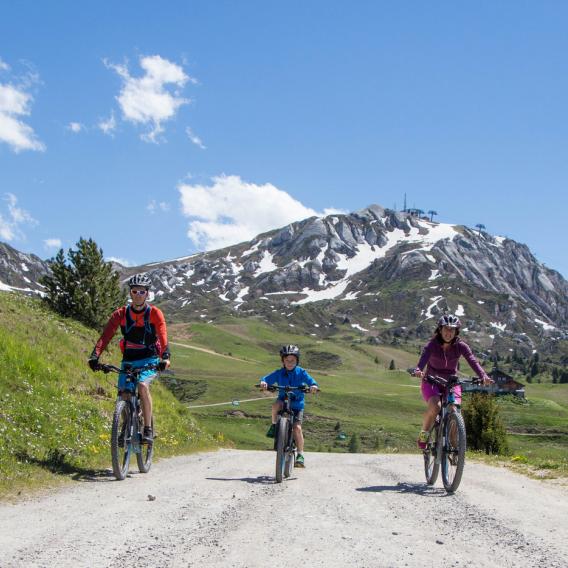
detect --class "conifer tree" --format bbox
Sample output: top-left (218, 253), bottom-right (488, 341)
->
top-left (349, 432), bottom-right (361, 453)
top-left (41, 237), bottom-right (125, 329)
top-left (463, 393), bottom-right (509, 455)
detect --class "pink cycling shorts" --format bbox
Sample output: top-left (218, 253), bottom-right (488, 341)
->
top-left (421, 380), bottom-right (462, 404)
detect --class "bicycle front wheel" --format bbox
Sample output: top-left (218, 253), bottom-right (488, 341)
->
top-left (424, 425), bottom-right (440, 485)
top-left (284, 439), bottom-right (295, 478)
top-left (275, 418), bottom-right (289, 483)
top-left (111, 399), bottom-right (131, 481)
top-left (441, 411), bottom-right (466, 493)
top-left (136, 416), bottom-right (154, 474)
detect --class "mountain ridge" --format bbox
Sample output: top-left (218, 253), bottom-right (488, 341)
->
top-left (1, 204), bottom-right (566, 360)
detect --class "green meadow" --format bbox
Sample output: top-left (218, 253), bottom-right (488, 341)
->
top-left (0, 293), bottom-right (214, 499)
top-left (1, 293), bottom-right (566, 500)
top-left (170, 319), bottom-right (568, 477)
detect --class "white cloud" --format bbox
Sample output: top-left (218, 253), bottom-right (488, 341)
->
top-left (98, 111), bottom-right (116, 136)
top-left (0, 193), bottom-right (37, 241)
top-left (186, 127), bottom-right (206, 149)
top-left (147, 199), bottom-right (171, 214)
top-left (0, 76), bottom-right (45, 152)
top-left (44, 238), bottom-right (62, 249)
top-left (105, 55), bottom-right (193, 142)
top-left (67, 122), bottom-right (84, 133)
top-left (0, 58), bottom-right (9, 72)
top-left (178, 174), bottom-right (340, 250)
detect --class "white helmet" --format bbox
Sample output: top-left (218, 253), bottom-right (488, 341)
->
top-left (128, 273), bottom-right (152, 289)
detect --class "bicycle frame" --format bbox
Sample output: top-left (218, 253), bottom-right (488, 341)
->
top-left (265, 384), bottom-right (308, 483)
top-left (431, 376), bottom-right (459, 464)
top-left (98, 363), bottom-right (159, 480)
top-left (423, 374), bottom-right (477, 492)
top-left (275, 389), bottom-right (296, 451)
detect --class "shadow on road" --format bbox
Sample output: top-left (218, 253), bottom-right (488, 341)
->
top-left (356, 482), bottom-right (447, 496)
top-left (206, 476), bottom-right (281, 484)
top-left (15, 451), bottom-right (114, 482)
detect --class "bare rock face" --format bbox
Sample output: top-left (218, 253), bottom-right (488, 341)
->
top-left (0, 242), bottom-right (50, 295)
top-left (1, 204), bottom-right (567, 354)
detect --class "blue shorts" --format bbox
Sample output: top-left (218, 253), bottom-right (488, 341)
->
top-left (118, 357), bottom-right (159, 392)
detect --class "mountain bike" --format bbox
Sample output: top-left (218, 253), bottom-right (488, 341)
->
top-left (257, 384), bottom-right (312, 483)
top-left (420, 374), bottom-right (480, 493)
top-left (97, 363), bottom-right (160, 480)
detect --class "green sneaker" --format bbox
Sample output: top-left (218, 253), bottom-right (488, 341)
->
top-left (417, 430), bottom-right (428, 450)
top-left (295, 454), bottom-right (305, 468)
top-left (266, 424), bottom-right (276, 438)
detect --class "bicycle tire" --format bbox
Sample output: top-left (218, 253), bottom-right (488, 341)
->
top-left (111, 399), bottom-right (131, 480)
top-left (441, 411), bottom-right (466, 493)
top-left (424, 424), bottom-right (440, 485)
top-left (136, 416), bottom-right (154, 474)
top-left (284, 432), bottom-right (295, 478)
top-left (275, 418), bottom-right (288, 483)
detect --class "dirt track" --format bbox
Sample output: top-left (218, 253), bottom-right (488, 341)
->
top-left (1, 450), bottom-right (567, 567)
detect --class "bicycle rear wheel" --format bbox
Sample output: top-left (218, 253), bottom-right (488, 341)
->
top-left (441, 411), bottom-right (466, 493)
top-left (136, 416), bottom-right (154, 474)
top-left (111, 399), bottom-right (131, 480)
top-left (275, 418), bottom-right (288, 483)
top-left (424, 424), bottom-right (440, 485)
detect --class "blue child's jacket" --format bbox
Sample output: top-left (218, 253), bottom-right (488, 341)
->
top-left (260, 366), bottom-right (318, 410)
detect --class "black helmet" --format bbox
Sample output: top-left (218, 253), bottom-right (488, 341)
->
top-left (128, 273), bottom-right (152, 289)
top-left (280, 344), bottom-right (300, 361)
top-left (437, 315), bottom-right (461, 329)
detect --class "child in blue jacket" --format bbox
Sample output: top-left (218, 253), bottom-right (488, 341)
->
top-left (259, 344), bottom-right (318, 467)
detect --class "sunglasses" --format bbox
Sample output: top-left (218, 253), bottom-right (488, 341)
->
top-left (130, 289), bottom-right (148, 296)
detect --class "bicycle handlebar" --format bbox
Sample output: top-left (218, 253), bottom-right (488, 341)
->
top-left (254, 383), bottom-right (319, 393)
top-left (406, 368), bottom-right (482, 387)
top-left (96, 363), bottom-right (161, 378)
top-left (425, 375), bottom-right (481, 388)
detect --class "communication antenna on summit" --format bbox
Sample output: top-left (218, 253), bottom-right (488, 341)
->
top-left (403, 193), bottom-right (407, 212)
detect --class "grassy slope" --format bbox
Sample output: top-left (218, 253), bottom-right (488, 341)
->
top-left (169, 318), bottom-right (568, 477)
top-left (0, 293), bottom-right (215, 499)
top-left (2, 293), bottom-right (566, 500)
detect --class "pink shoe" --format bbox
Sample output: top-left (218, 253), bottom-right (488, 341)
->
top-left (417, 431), bottom-right (428, 450)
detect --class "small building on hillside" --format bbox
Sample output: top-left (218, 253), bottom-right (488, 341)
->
top-left (462, 367), bottom-right (525, 399)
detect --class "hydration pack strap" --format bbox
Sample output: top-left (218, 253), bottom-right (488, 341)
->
top-left (125, 305), bottom-right (152, 342)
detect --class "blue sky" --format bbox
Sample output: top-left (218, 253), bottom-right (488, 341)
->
top-left (1, 1), bottom-right (567, 276)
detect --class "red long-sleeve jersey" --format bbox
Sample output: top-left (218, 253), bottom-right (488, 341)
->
top-left (93, 304), bottom-right (169, 362)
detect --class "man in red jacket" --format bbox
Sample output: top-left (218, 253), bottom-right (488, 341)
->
top-left (88, 273), bottom-right (170, 444)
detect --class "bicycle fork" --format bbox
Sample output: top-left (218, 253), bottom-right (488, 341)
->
top-left (434, 411), bottom-right (445, 465)
top-left (129, 397), bottom-right (142, 455)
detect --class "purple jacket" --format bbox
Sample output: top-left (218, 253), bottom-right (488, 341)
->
top-left (416, 337), bottom-right (488, 380)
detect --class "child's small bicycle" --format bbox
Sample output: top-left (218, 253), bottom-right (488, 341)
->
top-left (257, 383), bottom-right (312, 483)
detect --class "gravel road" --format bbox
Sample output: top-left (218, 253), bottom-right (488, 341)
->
top-left (1, 450), bottom-right (567, 568)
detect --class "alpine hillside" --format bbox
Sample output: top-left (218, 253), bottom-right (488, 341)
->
top-left (124, 205), bottom-right (568, 360)
top-left (2, 205), bottom-right (567, 360)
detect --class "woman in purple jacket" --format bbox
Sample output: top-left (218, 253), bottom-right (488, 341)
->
top-left (413, 315), bottom-right (492, 449)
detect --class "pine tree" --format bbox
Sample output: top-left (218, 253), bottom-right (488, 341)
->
top-left (462, 393), bottom-right (509, 455)
top-left (41, 237), bottom-right (125, 329)
top-left (349, 433), bottom-right (361, 453)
